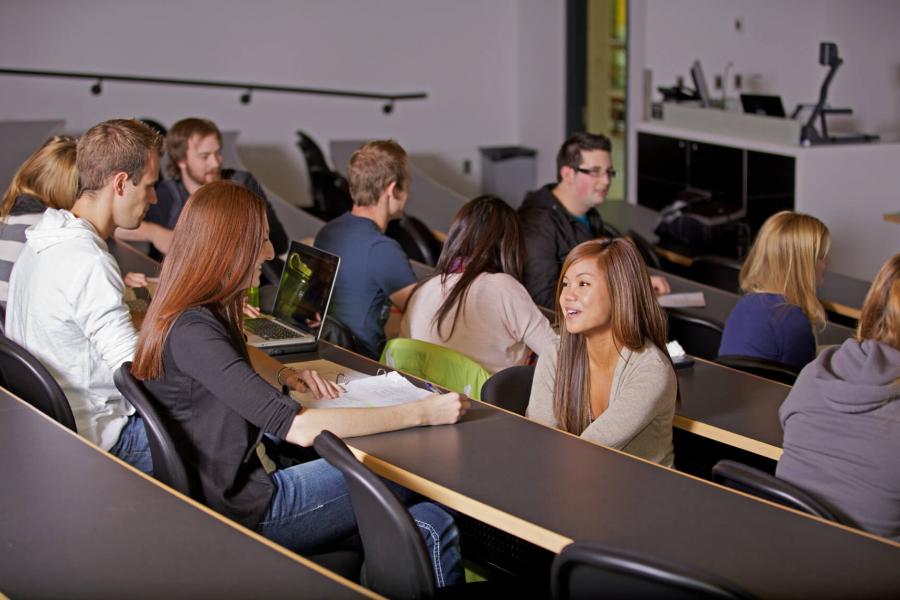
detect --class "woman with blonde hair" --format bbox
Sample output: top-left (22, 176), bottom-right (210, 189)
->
top-left (0, 136), bottom-right (77, 304)
top-left (132, 181), bottom-right (465, 583)
top-left (777, 253), bottom-right (900, 541)
top-left (526, 238), bottom-right (677, 466)
top-left (718, 211), bottom-right (830, 371)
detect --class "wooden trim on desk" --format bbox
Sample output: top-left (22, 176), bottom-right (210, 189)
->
top-left (674, 415), bottom-right (783, 461)
top-left (821, 299), bottom-right (861, 320)
top-left (884, 212), bottom-right (900, 224)
top-left (347, 446), bottom-right (573, 554)
top-left (654, 245), bottom-right (693, 267)
top-left (2, 388), bottom-right (382, 600)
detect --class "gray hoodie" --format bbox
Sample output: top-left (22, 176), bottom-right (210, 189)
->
top-left (777, 338), bottom-right (900, 541)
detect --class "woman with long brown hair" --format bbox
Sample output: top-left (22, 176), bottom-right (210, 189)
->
top-left (132, 181), bottom-right (465, 584)
top-left (777, 253), bottom-right (900, 541)
top-left (526, 238), bottom-right (677, 466)
top-left (401, 195), bottom-right (555, 373)
top-left (1, 135), bottom-right (77, 304)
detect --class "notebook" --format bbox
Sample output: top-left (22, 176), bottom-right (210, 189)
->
top-left (244, 241), bottom-right (340, 354)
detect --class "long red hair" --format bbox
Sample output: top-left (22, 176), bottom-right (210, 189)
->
top-left (132, 181), bottom-right (267, 380)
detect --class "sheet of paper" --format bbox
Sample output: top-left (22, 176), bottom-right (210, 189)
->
top-left (290, 370), bottom-right (432, 409)
top-left (658, 291), bottom-right (706, 308)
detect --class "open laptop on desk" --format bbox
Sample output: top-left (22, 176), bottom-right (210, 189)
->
top-left (244, 241), bottom-right (340, 355)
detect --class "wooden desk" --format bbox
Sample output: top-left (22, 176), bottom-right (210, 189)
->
top-left (885, 211), bottom-right (900, 224)
top-left (0, 388), bottom-right (374, 599)
top-left (599, 202), bottom-right (869, 320)
top-left (284, 345), bottom-right (900, 597)
top-left (108, 239), bottom-right (161, 277)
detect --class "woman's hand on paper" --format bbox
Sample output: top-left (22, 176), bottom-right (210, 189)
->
top-left (418, 392), bottom-right (469, 426)
top-left (289, 369), bottom-right (343, 400)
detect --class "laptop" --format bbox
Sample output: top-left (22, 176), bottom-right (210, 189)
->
top-left (244, 241), bottom-right (340, 355)
top-left (740, 94), bottom-right (786, 118)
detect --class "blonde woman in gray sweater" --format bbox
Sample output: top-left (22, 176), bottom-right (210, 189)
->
top-left (526, 238), bottom-right (677, 466)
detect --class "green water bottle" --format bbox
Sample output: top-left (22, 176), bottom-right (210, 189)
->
top-left (247, 286), bottom-right (260, 310)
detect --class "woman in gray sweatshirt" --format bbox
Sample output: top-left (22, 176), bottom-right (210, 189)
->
top-left (777, 253), bottom-right (900, 541)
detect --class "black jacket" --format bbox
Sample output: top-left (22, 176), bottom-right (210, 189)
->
top-left (518, 184), bottom-right (606, 308)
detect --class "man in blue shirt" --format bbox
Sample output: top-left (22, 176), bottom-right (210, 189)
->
top-left (314, 140), bottom-right (417, 358)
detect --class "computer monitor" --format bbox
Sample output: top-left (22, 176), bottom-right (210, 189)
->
top-left (740, 94), bottom-right (787, 118)
top-left (691, 60), bottom-right (711, 108)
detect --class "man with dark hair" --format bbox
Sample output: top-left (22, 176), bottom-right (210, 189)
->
top-left (518, 132), bottom-right (669, 308)
top-left (121, 117), bottom-right (287, 257)
top-left (6, 118), bottom-right (161, 474)
top-left (314, 140), bottom-right (416, 358)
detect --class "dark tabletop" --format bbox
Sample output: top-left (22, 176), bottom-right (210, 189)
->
top-left (0, 388), bottom-right (371, 600)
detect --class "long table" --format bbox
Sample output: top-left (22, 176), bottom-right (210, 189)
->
top-left (283, 343), bottom-right (900, 597)
top-left (0, 388), bottom-right (374, 599)
top-left (599, 201), bottom-right (870, 320)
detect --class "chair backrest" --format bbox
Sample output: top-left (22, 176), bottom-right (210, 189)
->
top-left (381, 338), bottom-right (491, 400)
top-left (386, 215), bottom-right (443, 267)
top-left (296, 130), bottom-right (353, 221)
top-left (689, 255), bottom-right (742, 294)
top-left (320, 315), bottom-right (366, 356)
top-left (113, 362), bottom-right (192, 496)
top-left (480, 365), bottom-right (535, 416)
top-left (711, 460), bottom-right (848, 524)
top-left (667, 309), bottom-right (724, 361)
top-left (627, 229), bottom-right (663, 269)
top-left (551, 541), bottom-right (751, 600)
top-left (313, 430), bottom-right (436, 600)
top-left (715, 355), bottom-right (798, 385)
top-left (0, 335), bottom-right (75, 430)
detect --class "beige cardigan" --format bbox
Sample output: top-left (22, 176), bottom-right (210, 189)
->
top-left (526, 338), bottom-right (676, 466)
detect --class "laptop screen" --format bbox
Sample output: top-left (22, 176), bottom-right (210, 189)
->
top-left (270, 242), bottom-right (340, 339)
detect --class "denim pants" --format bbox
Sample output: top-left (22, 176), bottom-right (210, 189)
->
top-left (255, 458), bottom-right (463, 587)
top-left (109, 414), bottom-right (153, 476)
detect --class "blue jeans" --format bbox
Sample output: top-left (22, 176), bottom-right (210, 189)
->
top-left (255, 458), bottom-right (463, 587)
top-left (109, 414), bottom-right (153, 475)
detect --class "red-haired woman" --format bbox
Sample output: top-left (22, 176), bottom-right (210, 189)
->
top-left (132, 181), bottom-right (465, 584)
top-left (526, 238), bottom-right (677, 466)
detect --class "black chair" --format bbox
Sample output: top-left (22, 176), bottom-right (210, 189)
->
top-left (386, 214), bottom-right (444, 267)
top-left (715, 355), bottom-right (799, 385)
top-left (0, 334), bottom-right (76, 430)
top-left (480, 365), bottom-right (535, 416)
top-left (627, 229), bottom-right (663, 269)
top-left (712, 460), bottom-right (849, 525)
top-left (320, 316), bottom-right (367, 356)
top-left (667, 310), bottom-right (724, 361)
top-left (551, 540), bottom-right (752, 600)
top-left (688, 255), bottom-right (742, 294)
top-left (0, 302), bottom-right (5, 335)
top-left (296, 130), bottom-right (353, 221)
top-left (313, 430), bottom-right (438, 599)
top-left (114, 362), bottom-right (192, 495)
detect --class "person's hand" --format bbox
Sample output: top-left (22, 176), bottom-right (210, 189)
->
top-left (124, 272), bottom-right (149, 288)
top-left (287, 369), bottom-right (343, 400)
top-left (304, 311), bottom-right (322, 330)
top-left (243, 301), bottom-right (261, 319)
top-left (650, 275), bottom-right (671, 296)
top-left (417, 392), bottom-right (469, 426)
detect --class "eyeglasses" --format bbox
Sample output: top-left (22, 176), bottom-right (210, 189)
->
top-left (574, 166), bottom-right (617, 179)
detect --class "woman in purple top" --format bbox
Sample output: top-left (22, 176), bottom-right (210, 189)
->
top-left (718, 211), bottom-right (830, 372)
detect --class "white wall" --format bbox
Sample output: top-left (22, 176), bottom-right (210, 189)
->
top-left (0, 0), bottom-right (526, 205)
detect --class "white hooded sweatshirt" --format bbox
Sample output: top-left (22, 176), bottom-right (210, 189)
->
top-left (7, 208), bottom-right (136, 450)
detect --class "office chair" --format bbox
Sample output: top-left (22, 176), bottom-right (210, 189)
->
top-left (0, 334), bottom-right (76, 431)
top-left (313, 430), bottom-right (438, 599)
top-left (550, 542), bottom-right (752, 600)
top-left (715, 355), bottom-right (799, 385)
top-left (667, 310), bottom-right (724, 361)
top-left (712, 460), bottom-right (850, 525)
top-left (386, 214), bottom-right (443, 267)
top-left (688, 255), bottom-right (742, 294)
top-left (114, 362), bottom-right (192, 495)
top-left (627, 229), bottom-right (663, 270)
top-left (381, 338), bottom-right (491, 400)
top-left (480, 365), bottom-right (535, 416)
top-left (551, 540), bottom-right (752, 600)
top-left (319, 316), bottom-right (365, 356)
top-left (296, 130), bottom-right (353, 221)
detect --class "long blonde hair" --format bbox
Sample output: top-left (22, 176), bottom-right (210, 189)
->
top-left (857, 253), bottom-right (900, 350)
top-left (553, 238), bottom-right (671, 435)
top-left (1, 136), bottom-right (78, 221)
top-left (739, 211), bottom-right (830, 329)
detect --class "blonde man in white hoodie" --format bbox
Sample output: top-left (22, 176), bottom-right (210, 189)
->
top-left (6, 119), bottom-right (162, 473)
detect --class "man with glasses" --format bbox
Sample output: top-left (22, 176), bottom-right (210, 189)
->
top-left (518, 132), bottom-right (669, 308)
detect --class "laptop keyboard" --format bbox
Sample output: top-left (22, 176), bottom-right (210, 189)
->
top-left (245, 318), bottom-right (302, 340)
